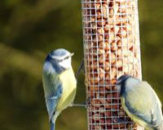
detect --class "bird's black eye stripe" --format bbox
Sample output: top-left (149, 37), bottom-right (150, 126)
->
top-left (64, 56), bottom-right (69, 60)
top-left (55, 59), bottom-right (64, 62)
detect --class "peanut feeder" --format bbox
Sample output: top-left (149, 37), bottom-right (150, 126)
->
top-left (82, 0), bottom-right (142, 129)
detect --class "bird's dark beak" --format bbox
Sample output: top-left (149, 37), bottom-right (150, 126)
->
top-left (116, 80), bottom-right (120, 85)
top-left (115, 81), bottom-right (121, 92)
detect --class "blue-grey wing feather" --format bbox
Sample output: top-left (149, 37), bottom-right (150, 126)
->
top-left (46, 84), bottom-right (62, 120)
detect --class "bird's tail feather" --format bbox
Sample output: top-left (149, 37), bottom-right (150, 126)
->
top-left (50, 121), bottom-right (55, 130)
top-left (49, 112), bottom-right (60, 130)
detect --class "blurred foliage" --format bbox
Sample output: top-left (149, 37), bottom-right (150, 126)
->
top-left (0, 0), bottom-right (162, 130)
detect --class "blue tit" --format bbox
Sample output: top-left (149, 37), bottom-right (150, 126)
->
top-left (42, 49), bottom-right (77, 130)
top-left (116, 75), bottom-right (163, 130)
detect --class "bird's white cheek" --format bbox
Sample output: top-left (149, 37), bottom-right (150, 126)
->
top-left (59, 59), bottom-right (71, 69)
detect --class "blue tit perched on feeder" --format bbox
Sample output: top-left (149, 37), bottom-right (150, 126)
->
top-left (42, 49), bottom-right (77, 130)
top-left (116, 75), bottom-right (163, 130)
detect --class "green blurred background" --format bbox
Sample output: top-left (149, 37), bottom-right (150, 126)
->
top-left (0, 0), bottom-right (162, 130)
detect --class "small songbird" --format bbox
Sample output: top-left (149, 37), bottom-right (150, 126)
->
top-left (116, 75), bottom-right (163, 130)
top-left (42, 49), bottom-right (77, 130)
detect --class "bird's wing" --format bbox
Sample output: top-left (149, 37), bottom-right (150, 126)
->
top-left (45, 83), bottom-right (62, 121)
top-left (42, 62), bottom-right (63, 121)
top-left (124, 81), bottom-right (161, 126)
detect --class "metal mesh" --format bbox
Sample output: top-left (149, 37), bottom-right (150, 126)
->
top-left (82, 0), bottom-right (142, 129)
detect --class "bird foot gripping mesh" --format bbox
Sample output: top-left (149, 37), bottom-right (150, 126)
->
top-left (82, 0), bottom-right (142, 129)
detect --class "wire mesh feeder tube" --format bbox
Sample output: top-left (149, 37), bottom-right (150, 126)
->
top-left (82, 0), bottom-right (142, 129)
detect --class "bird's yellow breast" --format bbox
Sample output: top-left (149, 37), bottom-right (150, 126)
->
top-left (56, 68), bottom-right (77, 111)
